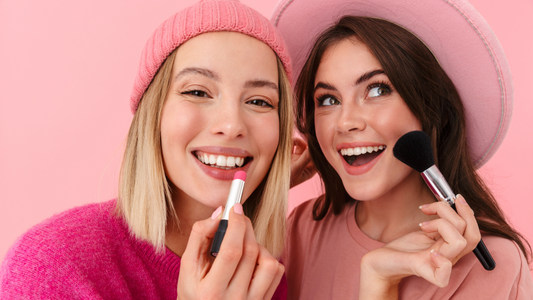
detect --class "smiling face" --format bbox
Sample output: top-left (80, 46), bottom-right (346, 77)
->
top-left (313, 38), bottom-right (422, 201)
top-left (160, 31), bottom-right (280, 209)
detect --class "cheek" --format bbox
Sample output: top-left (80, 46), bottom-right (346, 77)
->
top-left (242, 113), bottom-right (279, 199)
top-left (160, 103), bottom-right (203, 169)
top-left (253, 113), bottom-right (279, 160)
top-left (376, 104), bottom-right (422, 141)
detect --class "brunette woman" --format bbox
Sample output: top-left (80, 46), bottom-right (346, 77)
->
top-left (273, 0), bottom-right (533, 298)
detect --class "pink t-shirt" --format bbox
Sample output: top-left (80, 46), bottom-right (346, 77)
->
top-left (283, 199), bottom-right (533, 299)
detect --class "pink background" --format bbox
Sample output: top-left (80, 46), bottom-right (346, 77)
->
top-left (1, 0), bottom-right (532, 278)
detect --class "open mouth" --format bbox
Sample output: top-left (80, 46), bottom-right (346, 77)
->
top-left (194, 151), bottom-right (252, 170)
top-left (340, 145), bottom-right (385, 167)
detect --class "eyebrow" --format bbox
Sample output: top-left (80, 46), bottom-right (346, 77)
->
top-left (314, 82), bottom-right (337, 92)
top-left (244, 79), bottom-right (278, 91)
top-left (355, 69), bottom-right (385, 85)
top-left (174, 68), bottom-right (277, 91)
top-left (314, 69), bottom-right (386, 92)
top-left (174, 67), bottom-right (219, 82)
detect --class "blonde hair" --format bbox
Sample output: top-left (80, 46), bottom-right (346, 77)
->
top-left (117, 51), bottom-right (292, 258)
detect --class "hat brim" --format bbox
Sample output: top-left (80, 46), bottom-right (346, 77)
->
top-left (272, 0), bottom-right (512, 168)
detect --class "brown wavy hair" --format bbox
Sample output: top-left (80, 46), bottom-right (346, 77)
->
top-left (295, 16), bottom-right (531, 262)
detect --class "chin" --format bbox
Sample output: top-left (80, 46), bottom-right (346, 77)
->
top-left (342, 180), bottom-right (389, 202)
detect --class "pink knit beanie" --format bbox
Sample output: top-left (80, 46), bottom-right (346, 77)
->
top-left (130, 0), bottom-right (292, 113)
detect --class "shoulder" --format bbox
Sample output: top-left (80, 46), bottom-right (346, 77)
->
top-left (288, 197), bottom-right (316, 223)
top-left (0, 200), bottom-right (126, 295)
top-left (286, 197), bottom-right (321, 236)
top-left (478, 235), bottom-right (527, 275)
top-left (450, 235), bottom-right (533, 298)
top-left (10, 200), bottom-right (120, 252)
top-left (284, 198), bottom-right (316, 257)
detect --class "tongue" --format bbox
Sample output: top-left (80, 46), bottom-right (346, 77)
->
top-left (348, 152), bottom-right (380, 166)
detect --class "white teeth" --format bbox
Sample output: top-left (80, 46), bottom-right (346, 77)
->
top-left (236, 157), bottom-right (244, 167)
top-left (216, 156), bottom-right (227, 167)
top-left (340, 146), bottom-right (386, 156)
top-left (196, 152), bottom-right (247, 169)
top-left (226, 156), bottom-right (235, 167)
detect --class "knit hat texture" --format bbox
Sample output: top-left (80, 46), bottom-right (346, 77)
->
top-left (130, 0), bottom-right (292, 113)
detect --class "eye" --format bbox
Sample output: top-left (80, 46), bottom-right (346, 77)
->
top-left (182, 90), bottom-right (209, 98)
top-left (247, 99), bottom-right (273, 108)
top-left (317, 95), bottom-right (340, 106)
top-left (367, 83), bottom-right (392, 98)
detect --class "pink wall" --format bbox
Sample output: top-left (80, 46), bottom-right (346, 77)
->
top-left (1, 0), bottom-right (532, 278)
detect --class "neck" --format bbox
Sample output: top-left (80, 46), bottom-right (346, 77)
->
top-left (356, 171), bottom-right (436, 243)
top-left (165, 189), bottom-right (215, 257)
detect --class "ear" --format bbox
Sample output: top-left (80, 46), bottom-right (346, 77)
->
top-left (290, 134), bottom-right (316, 188)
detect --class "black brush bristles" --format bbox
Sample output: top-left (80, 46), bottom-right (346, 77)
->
top-left (393, 131), bottom-right (434, 173)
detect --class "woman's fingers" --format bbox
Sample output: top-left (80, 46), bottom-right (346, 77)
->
top-left (178, 207), bottom-right (223, 299)
top-left (420, 201), bottom-right (466, 235)
top-left (226, 216), bottom-right (260, 297)
top-left (419, 195), bottom-right (480, 264)
top-left (206, 204), bottom-right (248, 290)
top-left (454, 195), bottom-right (481, 256)
top-left (247, 245), bottom-right (285, 300)
top-left (180, 203), bottom-right (283, 299)
top-left (181, 208), bottom-right (221, 271)
top-left (419, 217), bottom-right (466, 260)
top-left (415, 250), bottom-right (452, 288)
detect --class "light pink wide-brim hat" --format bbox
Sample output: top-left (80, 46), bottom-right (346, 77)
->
top-left (271, 0), bottom-right (513, 169)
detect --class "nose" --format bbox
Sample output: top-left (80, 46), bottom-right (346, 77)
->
top-left (335, 102), bottom-right (366, 134)
top-left (210, 97), bottom-right (247, 139)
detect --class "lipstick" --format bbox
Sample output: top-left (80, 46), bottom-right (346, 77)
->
top-left (210, 171), bottom-right (247, 257)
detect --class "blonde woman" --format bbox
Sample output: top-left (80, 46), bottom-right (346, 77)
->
top-left (0, 0), bottom-right (293, 298)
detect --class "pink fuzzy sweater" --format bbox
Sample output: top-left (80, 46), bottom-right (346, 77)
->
top-left (0, 200), bottom-right (287, 299)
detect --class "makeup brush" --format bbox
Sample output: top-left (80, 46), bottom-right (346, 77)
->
top-left (393, 130), bottom-right (495, 271)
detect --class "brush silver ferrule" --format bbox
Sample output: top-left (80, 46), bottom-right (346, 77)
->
top-left (221, 178), bottom-right (245, 220)
top-left (421, 165), bottom-right (456, 205)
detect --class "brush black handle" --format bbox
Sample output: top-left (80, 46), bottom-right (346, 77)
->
top-left (450, 203), bottom-right (496, 270)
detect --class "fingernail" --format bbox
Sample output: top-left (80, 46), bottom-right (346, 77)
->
top-left (211, 206), bottom-right (222, 219)
top-left (457, 194), bottom-right (467, 205)
top-left (431, 249), bottom-right (442, 257)
top-left (419, 204), bottom-right (429, 209)
top-left (419, 221), bottom-right (430, 227)
top-left (234, 203), bottom-right (243, 215)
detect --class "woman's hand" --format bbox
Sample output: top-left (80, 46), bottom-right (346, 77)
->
top-left (178, 203), bottom-right (285, 300)
top-left (359, 195), bottom-right (479, 299)
top-left (290, 136), bottom-right (316, 188)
